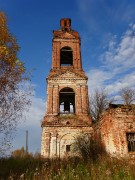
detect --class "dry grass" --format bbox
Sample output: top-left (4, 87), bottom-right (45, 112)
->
top-left (0, 155), bottom-right (134, 179)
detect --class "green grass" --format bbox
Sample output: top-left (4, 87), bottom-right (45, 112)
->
top-left (0, 156), bottom-right (135, 180)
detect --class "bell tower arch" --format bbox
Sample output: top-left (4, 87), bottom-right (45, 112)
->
top-left (41, 18), bottom-right (93, 158)
top-left (51, 18), bottom-right (82, 70)
top-left (59, 87), bottom-right (75, 114)
top-left (60, 46), bottom-right (73, 66)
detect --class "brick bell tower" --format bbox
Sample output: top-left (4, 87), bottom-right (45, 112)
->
top-left (41, 18), bottom-right (93, 158)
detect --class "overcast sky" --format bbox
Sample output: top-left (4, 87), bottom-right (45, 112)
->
top-left (0, 0), bottom-right (135, 154)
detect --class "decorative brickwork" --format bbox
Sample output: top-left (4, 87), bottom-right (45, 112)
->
top-left (41, 18), bottom-right (92, 158)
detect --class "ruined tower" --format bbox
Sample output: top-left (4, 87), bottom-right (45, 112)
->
top-left (41, 18), bottom-right (93, 158)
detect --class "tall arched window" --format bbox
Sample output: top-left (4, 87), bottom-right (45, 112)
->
top-left (59, 87), bottom-right (75, 114)
top-left (60, 46), bottom-right (73, 66)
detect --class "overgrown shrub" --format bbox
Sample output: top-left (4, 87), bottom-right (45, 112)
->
top-left (73, 133), bottom-right (106, 162)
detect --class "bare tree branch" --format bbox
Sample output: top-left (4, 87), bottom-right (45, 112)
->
top-left (89, 89), bottom-right (113, 122)
top-left (120, 87), bottom-right (135, 105)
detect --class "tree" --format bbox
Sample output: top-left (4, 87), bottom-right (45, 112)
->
top-left (0, 12), bottom-right (31, 156)
top-left (11, 147), bottom-right (34, 158)
top-left (11, 147), bottom-right (26, 158)
top-left (89, 89), bottom-right (113, 122)
top-left (73, 133), bottom-right (105, 162)
top-left (120, 87), bottom-right (135, 105)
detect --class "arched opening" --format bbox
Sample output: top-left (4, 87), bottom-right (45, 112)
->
top-left (58, 133), bottom-right (75, 158)
top-left (59, 87), bottom-right (75, 114)
top-left (60, 46), bottom-right (73, 66)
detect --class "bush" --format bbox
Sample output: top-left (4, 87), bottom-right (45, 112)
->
top-left (73, 133), bottom-right (106, 162)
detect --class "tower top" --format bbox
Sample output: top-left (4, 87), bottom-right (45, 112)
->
top-left (51, 18), bottom-right (83, 71)
top-left (60, 18), bottom-right (71, 31)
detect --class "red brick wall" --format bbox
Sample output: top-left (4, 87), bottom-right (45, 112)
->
top-left (93, 106), bottom-right (135, 158)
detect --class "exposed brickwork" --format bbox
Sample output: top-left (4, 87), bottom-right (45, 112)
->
top-left (45, 72), bottom-right (89, 117)
top-left (93, 105), bottom-right (135, 159)
top-left (51, 18), bottom-right (82, 71)
top-left (41, 18), bottom-right (92, 158)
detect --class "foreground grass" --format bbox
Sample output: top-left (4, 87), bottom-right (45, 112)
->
top-left (0, 156), bottom-right (135, 179)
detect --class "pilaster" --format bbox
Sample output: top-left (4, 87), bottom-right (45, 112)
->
top-left (50, 132), bottom-right (58, 158)
top-left (76, 85), bottom-right (82, 114)
top-left (53, 85), bottom-right (59, 115)
top-left (81, 85), bottom-right (89, 114)
top-left (46, 85), bottom-right (53, 115)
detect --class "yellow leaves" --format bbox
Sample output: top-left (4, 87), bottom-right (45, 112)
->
top-left (15, 58), bottom-right (23, 66)
top-left (0, 11), bottom-right (28, 89)
top-left (15, 59), bottom-right (20, 63)
top-left (0, 12), bottom-right (7, 27)
top-left (0, 45), bottom-right (9, 56)
top-left (0, 12), bottom-right (24, 71)
top-left (15, 59), bottom-right (25, 73)
top-left (0, 13), bottom-right (9, 43)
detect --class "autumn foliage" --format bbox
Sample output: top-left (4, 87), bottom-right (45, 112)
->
top-left (0, 12), bottom-right (25, 90)
top-left (0, 12), bottom-right (31, 156)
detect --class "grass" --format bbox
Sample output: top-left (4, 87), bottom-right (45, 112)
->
top-left (0, 155), bottom-right (135, 179)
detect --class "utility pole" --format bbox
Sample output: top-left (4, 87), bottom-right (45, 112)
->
top-left (26, 130), bottom-right (28, 154)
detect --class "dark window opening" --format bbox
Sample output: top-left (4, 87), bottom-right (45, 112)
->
top-left (64, 21), bottom-right (67, 26)
top-left (66, 121), bottom-right (70, 125)
top-left (66, 145), bottom-right (71, 152)
top-left (60, 47), bottom-right (73, 66)
top-left (126, 133), bottom-right (135, 152)
top-left (59, 88), bottom-right (75, 114)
